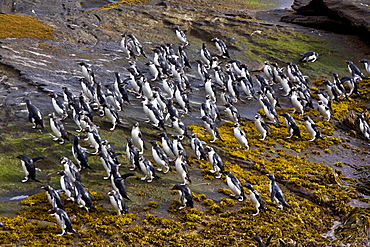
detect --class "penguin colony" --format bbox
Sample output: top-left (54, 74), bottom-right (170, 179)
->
top-left (18, 25), bottom-right (370, 238)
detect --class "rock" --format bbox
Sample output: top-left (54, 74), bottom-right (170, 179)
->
top-left (282, 0), bottom-right (370, 36)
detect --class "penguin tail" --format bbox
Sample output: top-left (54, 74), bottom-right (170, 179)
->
top-left (283, 202), bottom-right (292, 208)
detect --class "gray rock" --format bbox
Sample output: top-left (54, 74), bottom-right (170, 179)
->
top-left (283, 0), bottom-right (370, 35)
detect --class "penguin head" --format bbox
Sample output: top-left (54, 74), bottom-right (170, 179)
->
top-left (205, 146), bottom-right (213, 152)
top-left (171, 184), bottom-right (183, 191)
top-left (266, 174), bottom-right (275, 180)
top-left (16, 154), bottom-right (27, 161)
top-left (56, 170), bottom-right (66, 176)
top-left (41, 185), bottom-right (52, 191)
top-left (244, 183), bottom-right (254, 190)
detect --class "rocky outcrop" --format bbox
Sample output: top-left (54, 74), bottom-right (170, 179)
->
top-left (281, 0), bottom-right (370, 36)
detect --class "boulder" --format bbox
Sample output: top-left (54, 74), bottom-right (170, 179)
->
top-left (282, 0), bottom-right (370, 36)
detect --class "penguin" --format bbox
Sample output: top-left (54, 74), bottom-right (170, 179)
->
top-left (96, 149), bottom-right (114, 180)
top-left (200, 115), bottom-right (223, 143)
top-left (178, 44), bottom-right (192, 69)
top-left (110, 164), bottom-right (134, 201)
top-left (254, 113), bottom-right (270, 140)
top-left (238, 76), bottom-right (255, 100)
top-left (222, 170), bottom-right (245, 201)
top-left (145, 61), bottom-right (160, 81)
top-left (48, 92), bottom-right (68, 120)
top-left (148, 140), bottom-right (170, 173)
top-left (62, 86), bottom-right (75, 108)
top-left (48, 207), bottom-right (77, 236)
top-left (146, 102), bottom-right (166, 130)
top-left (108, 189), bottom-right (128, 215)
top-left (206, 146), bottom-right (224, 179)
top-left (171, 116), bottom-right (188, 137)
top-left (74, 180), bottom-right (95, 212)
top-left (138, 155), bottom-right (160, 182)
top-left (72, 134), bottom-right (92, 171)
top-left (127, 33), bottom-right (147, 58)
top-left (131, 122), bottom-right (146, 154)
top-left (318, 100), bottom-right (331, 121)
top-left (233, 123), bottom-right (249, 149)
top-left (141, 77), bottom-right (154, 100)
top-left (25, 99), bottom-right (44, 130)
top-left (16, 154), bottom-right (43, 183)
top-left (100, 139), bottom-right (121, 166)
top-left (172, 134), bottom-right (188, 160)
top-left (60, 156), bottom-right (81, 183)
top-left (82, 126), bottom-right (102, 154)
top-left (277, 71), bottom-right (292, 96)
top-left (258, 93), bottom-right (280, 124)
top-left (266, 174), bottom-right (291, 209)
top-left (262, 60), bottom-right (274, 84)
top-left (56, 170), bottom-right (76, 202)
top-left (244, 183), bottom-right (266, 216)
top-left (104, 84), bottom-right (123, 112)
top-left (200, 42), bottom-right (212, 69)
top-left (255, 74), bottom-right (270, 91)
top-left (359, 59), bottom-right (370, 75)
top-left (357, 113), bottom-right (370, 140)
top-left (175, 150), bottom-right (191, 185)
top-left (290, 88), bottom-right (305, 115)
top-left (68, 100), bottom-right (83, 132)
top-left (314, 90), bottom-right (331, 109)
top-left (173, 26), bottom-right (188, 46)
top-left (174, 83), bottom-right (190, 114)
top-left (204, 94), bottom-right (221, 121)
top-left (286, 61), bottom-right (299, 83)
top-left (102, 102), bottom-right (123, 131)
top-left (171, 184), bottom-right (193, 209)
top-left (78, 61), bottom-right (95, 84)
top-left (346, 60), bottom-right (368, 79)
top-left (211, 37), bottom-right (230, 58)
top-left (341, 75), bottom-right (361, 97)
top-left (225, 70), bottom-right (240, 101)
top-left (323, 80), bottom-right (339, 102)
top-left (281, 112), bottom-right (301, 138)
top-left (303, 115), bottom-right (323, 141)
top-left (253, 235), bottom-right (274, 247)
top-left (299, 51), bottom-right (320, 62)
top-left (115, 73), bottom-right (131, 105)
top-left (196, 59), bottom-right (210, 84)
top-left (41, 185), bottom-right (64, 210)
top-left (120, 32), bottom-right (132, 59)
top-left (78, 77), bottom-right (95, 103)
top-left (190, 133), bottom-right (207, 161)
top-left (263, 85), bottom-right (281, 108)
top-left (158, 132), bottom-right (176, 161)
top-left (126, 137), bottom-right (140, 171)
top-left (213, 65), bottom-right (226, 87)
top-left (204, 75), bottom-right (217, 103)
top-left (224, 103), bottom-right (241, 123)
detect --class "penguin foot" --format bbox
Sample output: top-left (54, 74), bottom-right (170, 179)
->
top-left (129, 167), bottom-right (136, 171)
top-left (103, 176), bottom-right (109, 180)
top-left (58, 140), bottom-right (65, 144)
top-left (110, 127), bottom-right (115, 131)
top-left (215, 174), bottom-right (222, 179)
top-left (252, 211), bottom-right (259, 216)
top-left (53, 137), bottom-right (59, 141)
top-left (179, 206), bottom-right (185, 210)
top-left (238, 197), bottom-right (244, 202)
top-left (157, 168), bottom-right (162, 172)
top-left (147, 179), bottom-right (153, 183)
top-left (209, 170), bottom-right (215, 173)
top-left (21, 178), bottom-right (28, 183)
top-left (57, 233), bottom-right (65, 237)
top-left (140, 177), bottom-right (147, 181)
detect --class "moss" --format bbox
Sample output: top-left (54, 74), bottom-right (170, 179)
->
top-left (0, 14), bottom-right (53, 40)
top-left (86, 0), bottom-right (151, 12)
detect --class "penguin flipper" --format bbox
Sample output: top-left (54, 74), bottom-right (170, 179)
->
top-left (266, 234), bottom-right (274, 246)
top-left (121, 173), bottom-right (135, 179)
top-left (32, 157), bottom-right (45, 163)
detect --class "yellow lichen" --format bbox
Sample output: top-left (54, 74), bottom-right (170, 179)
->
top-left (0, 14), bottom-right (53, 39)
